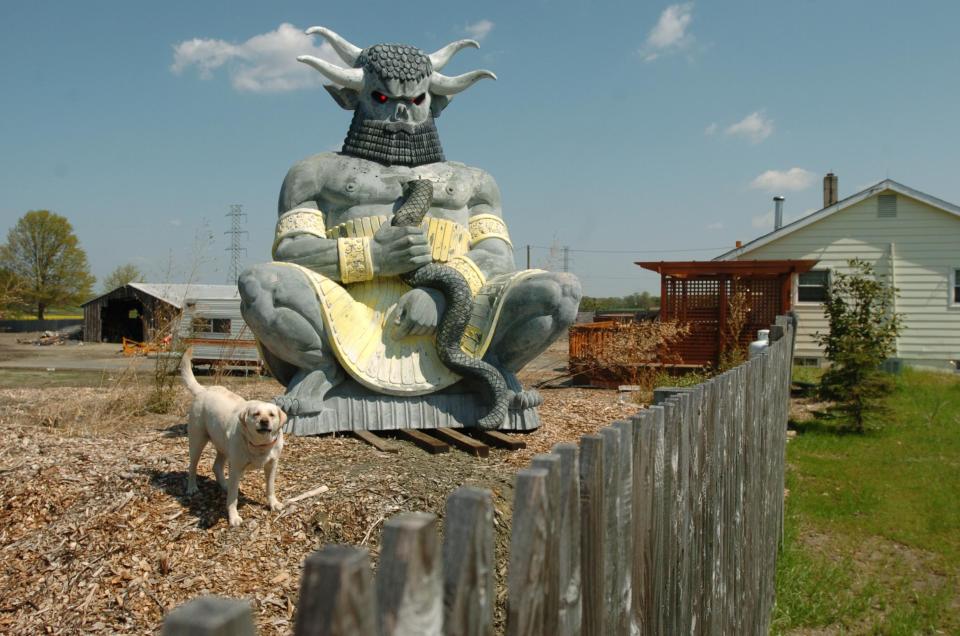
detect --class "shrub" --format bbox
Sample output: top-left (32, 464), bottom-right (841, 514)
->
top-left (816, 259), bottom-right (903, 432)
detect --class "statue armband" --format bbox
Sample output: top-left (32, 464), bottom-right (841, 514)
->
top-left (272, 208), bottom-right (327, 259)
top-left (338, 237), bottom-right (375, 284)
top-left (446, 255), bottom-right (486, 296)
top-left (468, 214), bottom-right (512, 248)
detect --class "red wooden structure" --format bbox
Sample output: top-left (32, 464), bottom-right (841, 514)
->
top-left (636, 260), bottom-right (817, 366)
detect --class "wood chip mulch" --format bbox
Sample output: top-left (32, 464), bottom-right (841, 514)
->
top-left (0, 376), bottom-right (640, 635)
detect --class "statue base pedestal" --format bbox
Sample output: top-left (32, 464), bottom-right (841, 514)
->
top-left (283, 378), bottom-right (541, 436)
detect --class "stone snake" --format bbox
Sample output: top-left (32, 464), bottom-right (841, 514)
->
top-left (393, 179), bottom-right (510, 430)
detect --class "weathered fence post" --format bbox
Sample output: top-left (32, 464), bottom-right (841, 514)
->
top-left (579, 434), bottom-right (605, 636)
top-left (531, 453), bottom-right (562, 636)
top-left (443, 487), bottom-right (494, 636)
top-left (293, 546), bottom-right (376, 636)
top-left (598, 426), bottom-right (622, 634)
top-left (631, 410), bottom-right (655, 633)
top-left (613, 419), bottom-right (636, 635)
top-left (553, 442), bottom-right (582, 635)
top-left (644, 405), bottom-right (667, 635)
top-left (163, 597), bottom-right (255, 636)
top-left (377, 513), bottom-right (442, 636)
top-left (507, 467), bottom-right (551, 636)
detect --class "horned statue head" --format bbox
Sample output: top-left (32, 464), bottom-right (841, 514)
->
top-left (297, 27), bottom-right (496, 128)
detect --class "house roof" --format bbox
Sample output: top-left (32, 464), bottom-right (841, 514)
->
top-left (715, 179), bottom-right (960, 260)
top-left (637, 260), bottom-right (819, 277)
top-left (82, 283), bottom-right (239, 308)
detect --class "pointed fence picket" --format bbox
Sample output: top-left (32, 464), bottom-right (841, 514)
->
top-left (164, 319), bottom-right (795, 636)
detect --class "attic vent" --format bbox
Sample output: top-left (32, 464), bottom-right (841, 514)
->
top-left (878, 194), bottom-right (898, 218)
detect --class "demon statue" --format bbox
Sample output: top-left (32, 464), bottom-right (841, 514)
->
top-left (238, 27), bottom-right (581, 434)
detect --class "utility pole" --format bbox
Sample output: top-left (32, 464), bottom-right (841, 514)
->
top-left (562, 245), bottom-right (570, 273)
top-left (526, 244), bottom-right (531, 269)
top-left (225, 204), bottom-right (248, 284)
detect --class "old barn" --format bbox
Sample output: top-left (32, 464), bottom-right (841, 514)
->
top-left (82, 283), bottom-right (239, 344)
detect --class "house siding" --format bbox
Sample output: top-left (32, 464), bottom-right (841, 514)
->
top-left (733, 193), bottom-right (960, 369)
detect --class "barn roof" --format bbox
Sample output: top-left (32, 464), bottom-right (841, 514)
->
top-left (82, 283), bottom-right (239, 308)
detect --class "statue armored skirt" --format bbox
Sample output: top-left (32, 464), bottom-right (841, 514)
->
top-left (237, 27), bottom-right (581, 434)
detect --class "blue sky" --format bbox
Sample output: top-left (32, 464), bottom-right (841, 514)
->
top-left (2, 1), bottom-right (959, 296)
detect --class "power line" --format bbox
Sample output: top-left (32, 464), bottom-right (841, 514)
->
top-left (522, 244), bottom-right (728, 254)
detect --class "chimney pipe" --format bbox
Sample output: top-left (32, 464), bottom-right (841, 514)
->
top-left (823, 172), bottom-right (839, 207)
top-left (773, 196), bottom-right (785, 230)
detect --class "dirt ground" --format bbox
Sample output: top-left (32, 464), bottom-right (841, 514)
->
top-left (0, 333), bottom-right (640, 634)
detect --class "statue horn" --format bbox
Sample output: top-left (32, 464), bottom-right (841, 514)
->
top-left (305, 26), bottom-right (362, 66)
top-left (428, 39), bottom-right (479, 71)
top-left (429, 69), bottom-right (496, 96)
top-left (297, 55), bottom-right (364, 90)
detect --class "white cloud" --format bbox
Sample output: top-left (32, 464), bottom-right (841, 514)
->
top-left (464, 19), bottom-right (494, 42)
top-left (171, 23), bottom-right (339, 93)
top-left (704, 122), bottom-right (718, 136)
top-left (749, 167), bottom-right (816, 192)
top-left (641, 3), bottom-right (694, 62)
top-left (725, 111), bottom-right (774, 143)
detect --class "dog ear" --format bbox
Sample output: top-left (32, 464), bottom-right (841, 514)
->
top-left (278, 407), bottom-right (288, 427)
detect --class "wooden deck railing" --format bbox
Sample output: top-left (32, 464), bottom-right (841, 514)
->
top-left (163, 316), bottom-right (794, 636)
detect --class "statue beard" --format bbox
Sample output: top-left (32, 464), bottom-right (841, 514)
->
top-left (341, 111), bottom-right (445, 167)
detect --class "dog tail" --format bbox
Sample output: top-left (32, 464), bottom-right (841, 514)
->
top-left (179, 347), bottom-right (204, 396)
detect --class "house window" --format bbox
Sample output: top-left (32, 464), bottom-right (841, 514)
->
top-left (190, 317), bottom-right (231, 334)
top-left (953, 269), bottom-right (960, 305)
top-left (798, 270), bottom-right (830, 303)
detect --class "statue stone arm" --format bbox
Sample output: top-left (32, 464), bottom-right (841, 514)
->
top-left (465, 170), bottom-right (516, 278)
top-left (272, 156), bottom-right (430, 279)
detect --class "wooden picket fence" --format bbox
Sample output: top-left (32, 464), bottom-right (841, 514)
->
top-left (163, 317), bottom-right (795, 636)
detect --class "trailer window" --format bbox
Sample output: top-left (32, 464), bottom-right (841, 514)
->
top-left (190, 318), bottom-right (231, 334)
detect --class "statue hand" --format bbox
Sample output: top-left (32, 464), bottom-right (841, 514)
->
top-left (392, 288), bottom-right (446, 338)
top-left (371, 225), bottom-right (431, 276)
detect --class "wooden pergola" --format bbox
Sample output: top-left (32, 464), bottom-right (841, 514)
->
top-left (636, 260), bottom-right (818, 366)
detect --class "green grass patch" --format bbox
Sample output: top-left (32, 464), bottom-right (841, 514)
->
top-left (774, 369), bottom-right (960, 634)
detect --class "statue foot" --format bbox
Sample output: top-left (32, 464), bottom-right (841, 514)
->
top-left (510, 389), bottom-right (543, 410)
top-left (274, 368), bottom-right (342, 416)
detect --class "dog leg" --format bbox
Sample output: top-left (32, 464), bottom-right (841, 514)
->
top-left (226, 461), bottom-right (245, 527)
top-left (186, 424), bottom-right (207, 496)
top-left (264, 458), bottom-right (283, 511)
top-left (213, 452), bottom-right (227, 491)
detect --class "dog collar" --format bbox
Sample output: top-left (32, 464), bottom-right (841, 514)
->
top-left (242, 429), bottom-right (280, 450)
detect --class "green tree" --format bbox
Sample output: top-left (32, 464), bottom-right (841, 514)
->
top-left (0, 268), bottom-right (24, 319)
top-left (101, 263), bottom-right (144, 293)
top-left (817, 259), bottom-right (903, 432)
top-left (0, 210), bottom-right (95, 319)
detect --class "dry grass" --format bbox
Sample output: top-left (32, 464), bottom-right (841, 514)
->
top-left (0, 369), bottom-right (640, 634)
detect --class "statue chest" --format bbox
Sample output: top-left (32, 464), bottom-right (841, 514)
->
top-left (321, 161), bottom-right (474, 217)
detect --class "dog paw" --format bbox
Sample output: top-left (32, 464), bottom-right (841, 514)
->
top-left (268, 498), bottom-right (284, 512)
top-left (228, 514), bottom-right (243, 527)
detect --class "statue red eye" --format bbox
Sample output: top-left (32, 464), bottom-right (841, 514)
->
top-left (372, 91), bottom-right (388, 104)
top-left (413, 93), bottom-right (426, 105)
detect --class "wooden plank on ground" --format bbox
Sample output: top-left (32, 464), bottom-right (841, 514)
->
top-left (352, 430), bottom-right (400, 453)
top-left (396, 429), bottom-right (450, 454)
top-left (472, 429), bottom-right (527, 450)
top-left (429, 428), bottom-right (490, 457)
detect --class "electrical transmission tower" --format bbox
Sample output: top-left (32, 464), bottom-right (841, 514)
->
top-left (225, 204), bottom-right (248, 284)
top-left (562, 245), bottom-right (571, 272)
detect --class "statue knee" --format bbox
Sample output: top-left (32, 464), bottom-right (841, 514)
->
top-left (550, 272), bottom-right (582, 328)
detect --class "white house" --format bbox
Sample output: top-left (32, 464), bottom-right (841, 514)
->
top-left (716, 176), bottom-right (960, 370)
